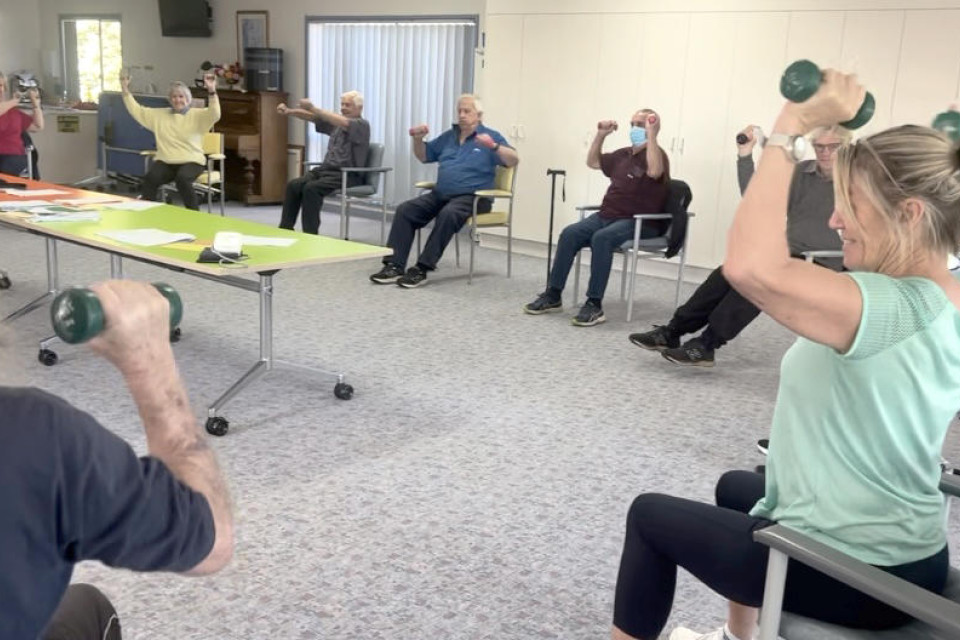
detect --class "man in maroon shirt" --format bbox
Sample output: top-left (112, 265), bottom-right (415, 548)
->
top-left (523, 109), bottom-right (670, 326)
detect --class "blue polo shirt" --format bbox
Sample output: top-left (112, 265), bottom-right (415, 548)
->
top-left (425, 124), bottom-right (510, 197)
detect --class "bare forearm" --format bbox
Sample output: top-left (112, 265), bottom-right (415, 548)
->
top-left (586, 134), bottom-right (606, 169)
top-left (496, 145), bottom-right (519, 167)
top-left (29, 105), bottom-right (43, 132)
top-left (123, 349), bottom-right (232, 572)
top-left (0, 99), bottom-right (18, 117)
top-left (413, 138), bottom-right (427, 162)
top-left (646, 139), bottom-right (663, 178)
top-left (311, 107), bottom-right (350, 129)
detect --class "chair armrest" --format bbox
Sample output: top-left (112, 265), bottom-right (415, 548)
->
top-left (474, 189), bottom-right (512, 198)
top-left (754, 524), bottom-right (960, 636)
top-left (139, 150), bottom-right (156, 156)
top-left (633, 213), bottom-right (672, 221)
top-left (414, 181), bottom-right (436, 189)
top-left (941, 470), bottom-right (960, 498)
top-left (303, 161), bottom-right (322, 169)
top-left (575, 205), bottom-right (601, 213)
top-left (339, 166), bottom-right (393, 173)
top-left (209, 153), bottom-right (226, 160)
top-left (801, 249), bottom-right (843, 262)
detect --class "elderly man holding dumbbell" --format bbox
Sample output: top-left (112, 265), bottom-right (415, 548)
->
top-left (0, 280), bottom-right (233, 639)
top-left (524, 109), bottom-right (670, 326)
top-left (628, 123), bottom-right (850, 366)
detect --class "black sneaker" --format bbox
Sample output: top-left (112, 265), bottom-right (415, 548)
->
top-left (370, 263), bottom-right (404, 284)
top-left (571, 300), bottom-right (605, 327)
top-left (757, 438), bottom-right (770, 456)
top-left (629, 325), bottom-right (680, 351)
top-left (523, 292), bottom-right (562, 315)
top-left (662, 337), bottom-right (715, 367)
top-left (397, 266), bottom-right (428, 288)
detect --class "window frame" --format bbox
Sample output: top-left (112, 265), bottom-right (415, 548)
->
top-left (60, 14), bottom-right (123, 103)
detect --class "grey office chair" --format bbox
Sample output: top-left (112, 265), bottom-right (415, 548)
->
top-left (755, 472), bottom-right (960, 640)
top-left (573, 179), bottom-right (694, 320)
top-left (305, 142), bottom-right (392, 243)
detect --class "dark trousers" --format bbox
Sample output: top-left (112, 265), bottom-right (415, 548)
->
top-left (141, 161), bottom-right (204, 210)
top-left (548, 213), bottom-right (662, 301)
top-left (42, 584), bottom-right (122, 640)
top-left (0, 153), bottom-right (28, 177)
top-left (612, 471), bottom-right (950, 639)
top-left (280, 166), bottom-right (357, 235)
top-left (384, 191), bottom-right (490, 270)
top-left (668, 265), bottom-right (760, 349)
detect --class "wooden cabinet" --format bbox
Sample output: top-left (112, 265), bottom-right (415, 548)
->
top-left (214, 90), bottom-right (288, 205)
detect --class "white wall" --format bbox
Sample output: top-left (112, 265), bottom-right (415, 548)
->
top-left (35, 0), bottom-right (484, 145)
top-left (0, 4), bottom-right (42, 79)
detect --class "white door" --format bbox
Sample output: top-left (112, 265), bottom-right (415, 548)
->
top-left (891, 9), bottom-right (960, 128)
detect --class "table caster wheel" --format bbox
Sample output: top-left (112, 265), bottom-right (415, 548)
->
top-left (170, 327), bottom-right (182, 343)
top-left (38, 349), bottom-right (58, 366)
top-left (0, 275), bottom-right (11, 289)
top-left (205, 416), bottom-right (229, 436)
top-left (334, 382), bottom-right (354, 400)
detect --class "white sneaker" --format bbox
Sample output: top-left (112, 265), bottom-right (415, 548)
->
top-left (668, 627), bottom-right (729, 640)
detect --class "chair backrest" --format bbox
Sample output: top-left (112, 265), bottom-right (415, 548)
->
top-left (663, 179), bottom-right (693, 258)
top-left (201, 132), bottom-right (223, 156)
top-left (363, 143), bottom-right (385, 191)
top-left (493, 164), bottom-right (517, 193)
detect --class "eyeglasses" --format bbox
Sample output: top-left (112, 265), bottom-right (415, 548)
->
top-left (814, 143), bottom-right (842, 153)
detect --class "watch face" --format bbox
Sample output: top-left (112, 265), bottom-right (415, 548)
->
top-left (792, 135), bottom-right (808, 161)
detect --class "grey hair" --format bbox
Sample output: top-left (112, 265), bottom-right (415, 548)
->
top-left (168, 81), bottom-right (192, 102)
top-left (341, 90), bottom-right (363, 109)
top-left (833, 124), bottom-right (960, 274)
top-left (457, 93), bottom-right (483, 116)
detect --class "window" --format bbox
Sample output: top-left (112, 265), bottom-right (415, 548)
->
top-left (61, 16), bottom-right (123, 103)
top-left (306, 17), bottom-right (478, 205)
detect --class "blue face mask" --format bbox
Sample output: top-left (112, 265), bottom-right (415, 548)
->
top-left (630, 126), bottom-right (647, 147)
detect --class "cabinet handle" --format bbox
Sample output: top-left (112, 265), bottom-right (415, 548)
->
top-left (670, 137), bottom-right (676, 153)
top-left (679, 138), bottom-right (685, 154)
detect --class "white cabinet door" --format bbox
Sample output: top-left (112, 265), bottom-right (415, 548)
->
top-left (480, 14), bottom-right (524, 136)
top-left (675, 13), bottom-right (738, 267)
top-left (891, 9), bottom-right (960, 128)
top-left (513, 14), bottom-right (604, 243)
top-left (785, 11), bottom-right (845, 69)
top-left (714, 12), bottom-right (791, 265)
top-left (839, 10), bottom-right (905, 135)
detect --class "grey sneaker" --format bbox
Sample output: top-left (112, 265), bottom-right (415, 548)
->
top-left (662, 337), bottom-right (715, 367)
top-left (523, 291), bottom-right (562, 315)
top-left (571, 300), bottom-right (605, 327)
top-left (370, 263), bottom-right (404, 284)
top-left (397, 266), bottom-right (428, 288)
top-left (629, 325), bottom-right (680, 351)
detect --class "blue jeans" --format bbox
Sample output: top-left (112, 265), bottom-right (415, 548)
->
top-left (548, 213), bottom-right (660, 301)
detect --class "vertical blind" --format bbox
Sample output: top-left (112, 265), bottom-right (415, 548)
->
top-left (306, 19), bottom-right (477, 205)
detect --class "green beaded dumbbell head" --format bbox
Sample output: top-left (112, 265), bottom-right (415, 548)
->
top-left (51, 283), bottom-right (183, 344)
top-left (780, 59), bottom-right (875, 130)
top-left (932, 109), bottom-right (960, 143)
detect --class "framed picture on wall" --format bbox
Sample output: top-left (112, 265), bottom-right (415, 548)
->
top-left (237, 11), bottom-right (269, 62)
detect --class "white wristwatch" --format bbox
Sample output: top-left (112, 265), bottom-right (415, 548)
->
top-left (765, 133), bottom-right (807, 163)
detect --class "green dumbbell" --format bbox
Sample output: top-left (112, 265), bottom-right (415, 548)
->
top-left (932, 109), bottom-right (960, 142)
top-left (780, 59), bottom-right (875, 129)
top-left (51, 283), bottom-right (183, 345)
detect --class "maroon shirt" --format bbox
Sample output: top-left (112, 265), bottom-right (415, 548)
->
top-left (0, 108), bottom-right (32, 156)
top-left (599, 146), bottom-right (670, 220)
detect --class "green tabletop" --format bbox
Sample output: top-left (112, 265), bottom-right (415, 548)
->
top-left (1, 205), bottom-right (390, 276)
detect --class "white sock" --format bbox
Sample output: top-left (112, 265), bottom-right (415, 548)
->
top-left (723, 624), bottom-right (749, 640)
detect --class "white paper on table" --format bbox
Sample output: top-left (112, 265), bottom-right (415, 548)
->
top-left (1, 188), bottom-right (70, 196)
top-left (100, 200), bottom-right (165, 211)
top-left (240, 235), bottom-right (297, 247)
top-left (30, 211), bottom-right (101, 223)
top-left (0, 200), bottom-right (57, 210)
top-left (96, 228), bottom-right (196, 247)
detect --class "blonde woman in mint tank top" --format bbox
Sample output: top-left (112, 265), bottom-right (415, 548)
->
top-left (611, 70), bottom-right (960, 640)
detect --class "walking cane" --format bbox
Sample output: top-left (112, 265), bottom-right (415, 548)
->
top-left (546, 169), bottom-right (566, 282)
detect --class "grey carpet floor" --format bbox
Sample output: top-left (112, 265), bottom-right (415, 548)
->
top-left (1, 204), bottom-right (958, 640)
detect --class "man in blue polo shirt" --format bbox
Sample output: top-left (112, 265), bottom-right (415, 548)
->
top-left (370, 94), bottom-right (519, 288)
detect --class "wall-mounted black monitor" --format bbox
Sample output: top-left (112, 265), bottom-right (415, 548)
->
top-left (158, 0), bottom-right (212, 37)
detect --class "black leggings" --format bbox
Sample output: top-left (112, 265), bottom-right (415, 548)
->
top-left (612, 471), bottom-right (950, 639)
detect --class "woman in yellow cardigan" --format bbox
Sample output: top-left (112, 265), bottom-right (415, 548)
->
top-left (120, 72), bottom-right (220, 210)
